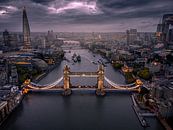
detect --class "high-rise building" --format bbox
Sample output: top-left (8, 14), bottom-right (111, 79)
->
top-left (9, 34), bottom-right (18, 48)
top-left (126, 29), bottom-right (137, 44)
top-left (9, 65), bottom-right (18, 85)
top-left (47, 30), bottom-right (55, 41)
top-left (162, 14), bottom-right (173, 43)
top-left (169, 28), bottom-right (173, 42)
top-left (156, 24), bottom-right (163, 41)
top-left (0, 59), bottom-right (9, 86)
top-left (22, 7), bottom-right (32, 51)
top-left (157, 24), bottom-right (163, 32)
top-left (157, 14), bottom-right (173, 42)
top-left (156, 14), bottom-right (173, 49)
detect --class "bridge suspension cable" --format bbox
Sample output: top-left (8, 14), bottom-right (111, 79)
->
top-left (104, 77), bottom-right (139, 90)
top-left (104, 77), bottom-right (135, 86)
top-left (28, 76), bottom-right (63, 90)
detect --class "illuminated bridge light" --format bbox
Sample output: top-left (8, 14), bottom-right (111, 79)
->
top-left (136, 79), bottom-right (143, 86)
top-left (22, 88), bottom-right (29, 94)
top-left (24, 79), bottom-right (31, 85)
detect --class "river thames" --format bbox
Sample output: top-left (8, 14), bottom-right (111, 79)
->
top-left (0, 49), bottom-right (164, 130)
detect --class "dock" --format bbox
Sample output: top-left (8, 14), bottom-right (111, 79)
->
top-left (131, 95), bottom-right (148, 127)
top-left (139, 113), bottom-right (156, 117)
top-left (132, 105), bottom-right (148, 127)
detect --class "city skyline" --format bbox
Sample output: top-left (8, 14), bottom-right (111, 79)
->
top-left (0, 1), bottom-right (173, 129)
top-left (0, 0), bottom-right (173, 32)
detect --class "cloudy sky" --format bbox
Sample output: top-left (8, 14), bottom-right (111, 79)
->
top-left (0, 0), bottom-right (173, 32)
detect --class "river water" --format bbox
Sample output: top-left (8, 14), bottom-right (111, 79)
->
top-left (1, 49), bottom-right (164, 130)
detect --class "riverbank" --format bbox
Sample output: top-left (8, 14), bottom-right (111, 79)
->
top-left (131, 94), bottom-right (166, 129)
top-left (132, 94), bottom-right (172, 130)
top-left (33, 62), bottom-right (62, 83)
top-left (131, 94), bottom-right (148, 127)
top-left (0, 91), bottom-right (23, 126)
top-left (0, 59), bottom-right (63, 126)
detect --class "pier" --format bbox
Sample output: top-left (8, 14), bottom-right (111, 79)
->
top-left (132, 105), bottom-right (148, 127)
top-left (131, 95), bottom-right (148, 127)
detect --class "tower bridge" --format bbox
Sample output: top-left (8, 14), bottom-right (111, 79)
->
top-left (23, 65), bottom-right (143, 96)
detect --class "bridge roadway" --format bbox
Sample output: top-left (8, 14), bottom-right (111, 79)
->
top-left (26, 85), bottom-right (139, 93)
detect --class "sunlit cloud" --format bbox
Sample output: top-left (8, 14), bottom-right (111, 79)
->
top-left (0, 5), bottom-right (18, 16)
top-left (48, 1), bottom-right (102, 15)
top-left (0, 10), bottom-right (7, 15)
top-left (4, 5), bottom-right (18, 11)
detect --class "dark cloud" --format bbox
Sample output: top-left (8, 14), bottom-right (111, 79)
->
top-left (99, 0), bottom-right (152, 9)
top-left (30, 0), bottom-right (54, 5)
top-left (0, 0), bottom-right (173, 32)
top-left (0, 0), bottom-right (10, 3)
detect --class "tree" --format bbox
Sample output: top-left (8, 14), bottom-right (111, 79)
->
top-left (124, 72), bottom-right (136, 83)
top-left (138, 68), bottom-right (151, 80)
top-left (112, 62), bottom-right (123, 69)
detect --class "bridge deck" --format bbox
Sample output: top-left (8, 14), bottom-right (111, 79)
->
top-left (26, 85), bottom-right (139, 91)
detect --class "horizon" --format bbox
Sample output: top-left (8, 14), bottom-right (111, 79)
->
top-left (0, 31), bottom-right (155, 33)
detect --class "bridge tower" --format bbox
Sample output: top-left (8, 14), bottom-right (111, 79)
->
top-left (63, 65), bottom-right (71, 95)
top-left (63, 65), bottom-right (70, 89)
top-left (96, 65), bottom-right (105, 96)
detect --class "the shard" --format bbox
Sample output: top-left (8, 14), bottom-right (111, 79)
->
top-left (23, 7), bottom-right (32, 51)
